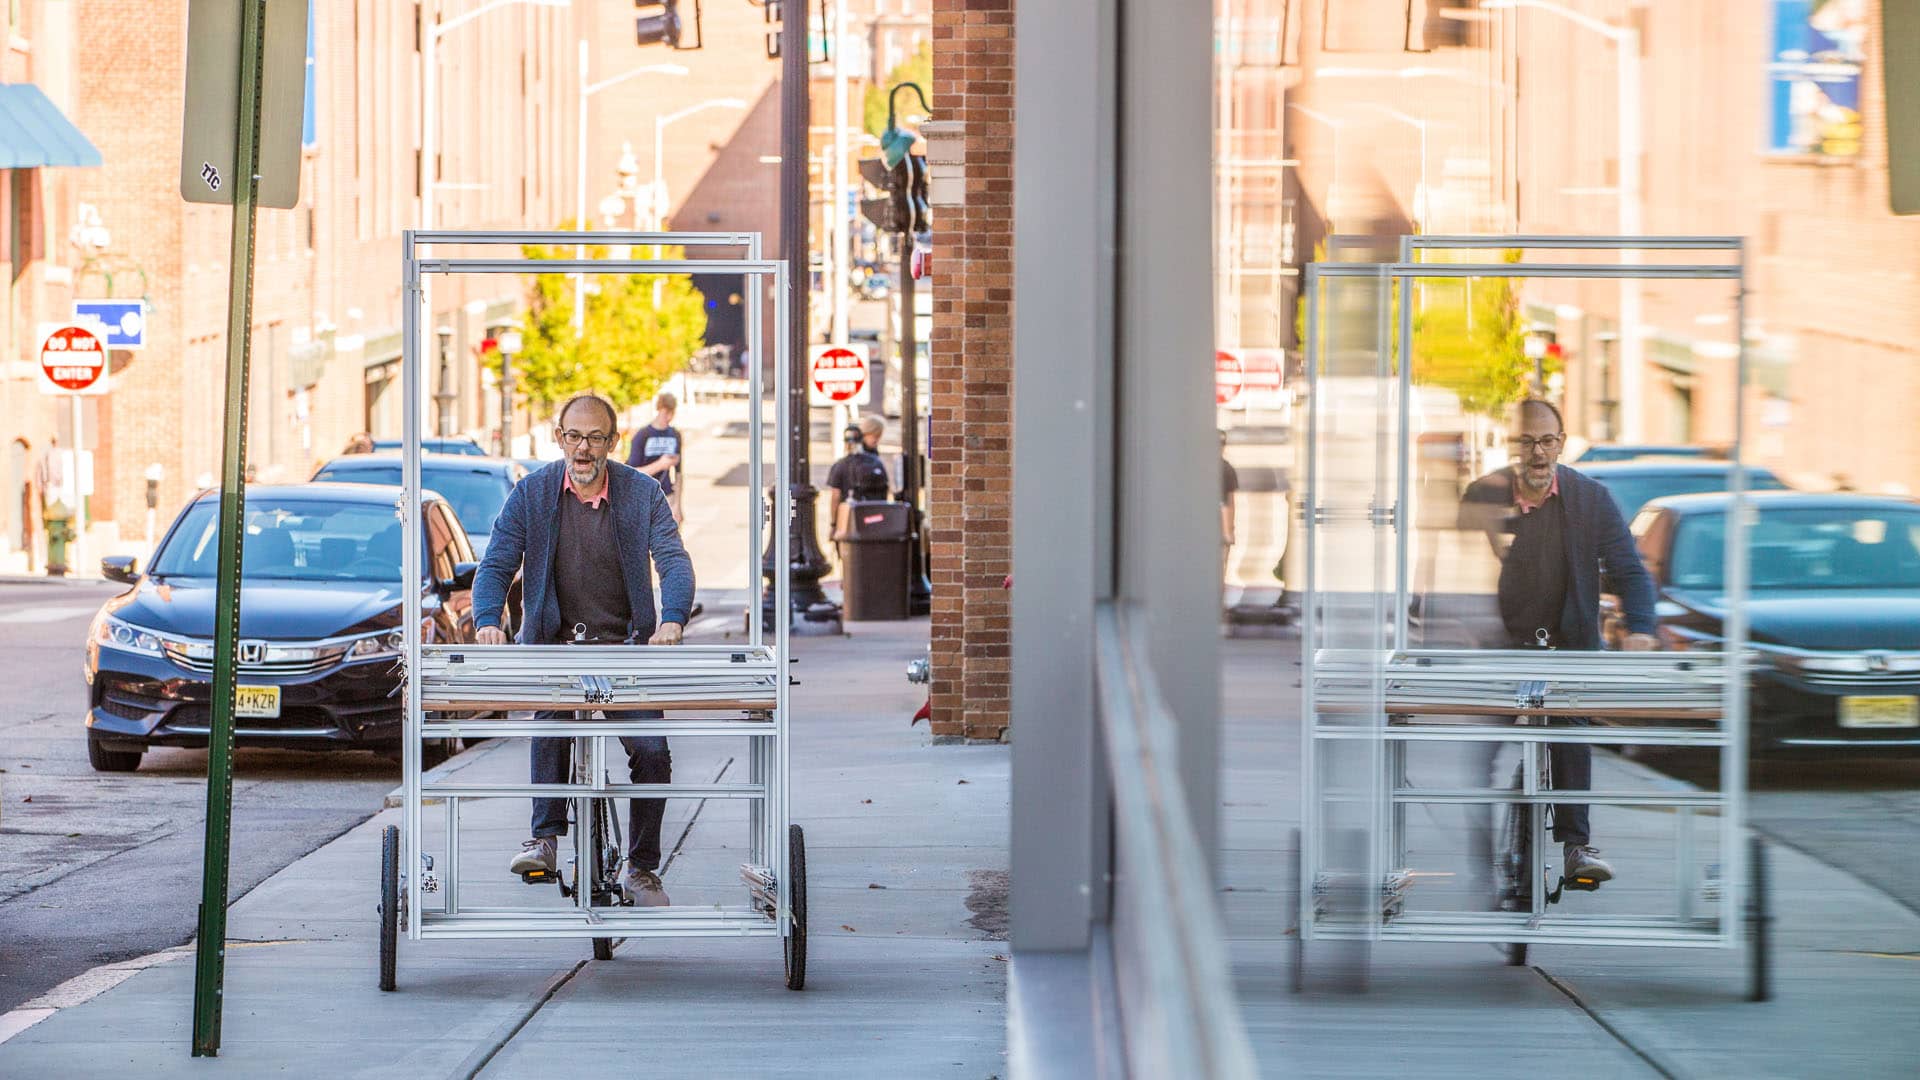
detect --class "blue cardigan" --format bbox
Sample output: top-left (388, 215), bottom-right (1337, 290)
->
top-left (472, 460), bottom-right (695, 644)
top-left (1460, 463), bottom-right (1656, 650)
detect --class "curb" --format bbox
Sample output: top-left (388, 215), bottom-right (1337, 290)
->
top-left (0, 574), bottom-right (110, 587)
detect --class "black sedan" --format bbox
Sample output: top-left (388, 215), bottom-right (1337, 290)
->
top-left (83, 484), bottom-right (480, 772)
top-left (1579, 458), bottom-right (1790, 520)
top-left (1630, 491), bottom-right (1920, 751)
top-left (310, 453), bottom-right (525, 556)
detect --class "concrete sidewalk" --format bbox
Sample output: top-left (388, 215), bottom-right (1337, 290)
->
top-left (0, 618), bottom-right (1010, 1079)
top-left (1223, 633), bottom-right (1920, 1079)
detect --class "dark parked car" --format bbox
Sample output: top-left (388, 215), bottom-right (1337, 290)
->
top-left (370, 436), bottom-right (487, 456)
top-left (310, 454), bottom-right (524, 556)
top-left (1629, 491), bottom-right (1920, 751)
top-left (83, 484), bottom-right (480, 772)
top-left (1578, 459), bottom-right (1790, 520)
top-left (1566, 443), bottom-right (1728, 464)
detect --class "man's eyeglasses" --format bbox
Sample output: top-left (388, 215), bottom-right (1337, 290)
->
top-left (557, 430), bottom-right (616, 449)
top-left (1510, 434), bottom-right (1565, 454)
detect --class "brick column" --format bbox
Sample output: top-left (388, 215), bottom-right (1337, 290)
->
top-left (928, 0), bottom-right (1013, 743)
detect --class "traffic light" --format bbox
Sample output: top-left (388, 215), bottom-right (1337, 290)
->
top-left (636, 0), bottom-right (703, 50)
top-left (859, 155), bottom-right (908, 233)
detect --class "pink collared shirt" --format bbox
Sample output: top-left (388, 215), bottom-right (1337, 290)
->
top-left (563, 467), bottom-right (611, 509)
top-left (1511, 466), bottom-right (1560, 515)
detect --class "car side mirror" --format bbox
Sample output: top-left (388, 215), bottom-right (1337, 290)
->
top-left (101, 555), bottom-right (140, 584)
top-left (450, 561), bottom-right (479, 591)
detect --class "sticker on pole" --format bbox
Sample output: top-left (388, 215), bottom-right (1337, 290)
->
top-left (38, 324), bottom-right (109, 396)
top-left (809, 344), bottom-right (872, 406)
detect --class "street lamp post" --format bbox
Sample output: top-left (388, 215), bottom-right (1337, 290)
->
top-left (573, 42), bottom-right (688, 334)
top-left (1482, 0), bottom-right (1644, 440)
top-left (420, 0), bottom-right (571, 435)
top-left (434, 325), bottom-right (456, 436)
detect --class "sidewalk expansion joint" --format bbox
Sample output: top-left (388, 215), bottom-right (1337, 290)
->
top-left (454, 959), bottom-right (590, 1080)
top-left (1536, 968), bottom-right (1682, 1080)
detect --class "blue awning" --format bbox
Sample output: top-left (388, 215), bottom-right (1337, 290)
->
top-left (0, 83), bottom-right (101, 168)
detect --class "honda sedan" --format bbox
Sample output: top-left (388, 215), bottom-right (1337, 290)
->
top-left (83, 484), bottom-right (481, 771)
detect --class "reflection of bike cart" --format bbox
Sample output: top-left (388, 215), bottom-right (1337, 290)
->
top-left (376, 231), bottom-right (806, 991)
top-left (1295, 237), bottom-right (1770, 998)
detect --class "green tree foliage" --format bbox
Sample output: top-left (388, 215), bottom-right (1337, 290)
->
top-left (1409, 249), bottom-right (1537, 417)
top-left (487, 231), bottom-right (709, 418)
top-left (864, 42), bottom-right (933, 139)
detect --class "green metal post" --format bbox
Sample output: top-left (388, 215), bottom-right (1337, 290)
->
top-left (191, 0), bottom-right (268, 1057)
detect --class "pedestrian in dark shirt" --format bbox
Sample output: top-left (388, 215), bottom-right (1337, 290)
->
top-left (1457, 399), bottom-right (1658, 886)
top-left (474, 393), bottom-right (695, 907)
top-left (826, 415), bottom-right (891, 537)
top-left (626, 392), bottom-right (683, 524)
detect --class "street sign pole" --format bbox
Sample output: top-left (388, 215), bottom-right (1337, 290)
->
top-left (191, 0), bottom-right (269, 1056)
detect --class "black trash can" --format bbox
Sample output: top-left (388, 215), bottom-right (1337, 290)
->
top-left (838, 501), bottom-right (912, 620)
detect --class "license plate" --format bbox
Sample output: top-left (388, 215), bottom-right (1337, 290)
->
top-left (234, 685), bottom-right (282, 719)
top-left (1839, 695), bottom-right (1919, 729)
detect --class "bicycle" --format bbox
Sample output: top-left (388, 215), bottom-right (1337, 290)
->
top-left (516, 624), bottom-right (637, 962)
top-left (1492, 630), bottom-right (1606, 967)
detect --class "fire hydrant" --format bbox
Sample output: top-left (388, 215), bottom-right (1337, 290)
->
top-left (43, 500), bottom-right (74, 577)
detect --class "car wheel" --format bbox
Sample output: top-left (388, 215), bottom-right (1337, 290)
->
top-left (87, 735), bottom-right (143, 773)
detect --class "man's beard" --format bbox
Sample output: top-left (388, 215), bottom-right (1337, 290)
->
top-left (570, 457), bottom-right (605, 485)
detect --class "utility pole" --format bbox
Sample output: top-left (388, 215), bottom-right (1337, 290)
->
top-left (765, 0), bottom-right (838, 627)
top-left (830, 0), bottom-right (851, 443)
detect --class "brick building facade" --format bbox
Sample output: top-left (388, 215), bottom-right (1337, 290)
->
top-left (926, 0), bottom-right (1013, 742)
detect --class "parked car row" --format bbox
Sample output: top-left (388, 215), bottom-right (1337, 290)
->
top-left (83, 451), bottom-right (536, 772)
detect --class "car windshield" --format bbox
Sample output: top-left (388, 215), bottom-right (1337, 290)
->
top-left (311, 464), bottom-right (511, 535)
top-left (149, 498), bottom-right (413, 582)
top-left (372, 438), bottom-right (484, 456)
top-left (1669, 507), bottom-right (1920, 591)
top-left (1593, 469), bottom-right (1787, 519)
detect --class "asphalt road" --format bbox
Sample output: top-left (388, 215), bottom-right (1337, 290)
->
top-left (1651, 752), bottom-right (1920, 915)
top-left (0, 581), bottom-right (399, 1014)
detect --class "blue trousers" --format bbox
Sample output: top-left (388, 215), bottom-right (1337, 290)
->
top-left (529, 710), bottom-right (671, 872)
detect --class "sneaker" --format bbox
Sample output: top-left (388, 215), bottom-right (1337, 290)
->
top-left (1563, 844), bottom-right (1614, 885)
top-left (622, 867), bottom-right (671, 907)
top-left (510, 836), bottom-right (559, 877)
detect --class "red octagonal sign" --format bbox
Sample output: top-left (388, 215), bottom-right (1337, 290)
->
top-left (40, 324), bottom-right (108, 395)
top-left (809, 345), bottom-right (869, 405)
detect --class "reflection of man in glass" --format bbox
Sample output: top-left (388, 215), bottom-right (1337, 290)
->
top-left (1458, 400), bottom-right (1657, 885)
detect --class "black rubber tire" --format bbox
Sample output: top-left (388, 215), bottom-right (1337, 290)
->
top-left (785, 823), bottom-right (807, 991)
top-left (86, 735), bottom-right (142, 773)
top-left (379, 824), bottom-right (400, 992)
top-left (593, 937), bottom-right (614, 962)
top-left (1748, 834), bottom-right (1771, 1002)
top-left (1497, 774), bottom-right (1531, 968)
top-left (1289, 827), bottom-right (1306, 994)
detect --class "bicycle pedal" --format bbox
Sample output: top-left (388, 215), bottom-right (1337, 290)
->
top-left (520, 868), bottom-right (557, 885)
top-left (1561, 874), bottom-right (1604, 893)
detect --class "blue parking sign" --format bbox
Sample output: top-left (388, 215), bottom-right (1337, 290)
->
top-left (74, 299), bottom-right (146, 349)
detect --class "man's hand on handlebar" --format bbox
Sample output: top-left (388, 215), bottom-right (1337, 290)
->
top-left (1622, 632), bottom-right (1658, 652)
top-left (649, 622), bottom-right (684, 646)
top-left (476, 626), bottom-right (508, 646)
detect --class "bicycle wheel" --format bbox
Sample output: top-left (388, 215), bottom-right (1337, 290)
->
top-left (588, 795), bottom-right (618, 961)
top-left (1494, 764), bottom-right (1531, 967)
top-left (379, 824), bottom-right (400, 991)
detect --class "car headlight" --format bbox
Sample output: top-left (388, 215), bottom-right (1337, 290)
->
top-left (92, 615), bottom-right (163, 656)
top-left (350, 629), bottom-right (407, 659)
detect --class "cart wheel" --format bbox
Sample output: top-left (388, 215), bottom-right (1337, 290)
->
top-left (593, 937), bottom-right (614, 962)
top-left (784, 823), bottom-right (807, 991)
top-left (379, 824), bottom-right (400, 991)
top-left (1747, 833), bottom-right (1771, 1002)
top-left (1289, 827), bottom-right (1305, 994)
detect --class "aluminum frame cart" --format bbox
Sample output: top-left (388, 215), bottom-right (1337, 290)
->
top-left (1295, 236), bottom-right (1770, 998)
top-left (375, 230), bottom-right (807, 991)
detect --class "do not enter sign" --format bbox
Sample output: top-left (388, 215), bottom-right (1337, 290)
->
top-left (39, 324), bottom-right (109, 396)
top-left (809, 343), bottom-right (872, 406)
